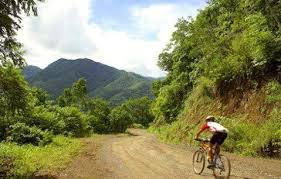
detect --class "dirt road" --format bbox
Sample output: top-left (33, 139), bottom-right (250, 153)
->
top-left (58, 129), bottom-right (281, 179)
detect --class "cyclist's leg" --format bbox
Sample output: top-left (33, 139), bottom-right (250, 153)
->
top-left (215, 143), bottom-right (220, 155)
top-left (208, 143), bottom-right (214, 162)
top-left (210, 132), bottom-right (220, 159)
top-left (217, 132), bottom-right (228, 152)
top-left (208, 132), bottom-right (220, 168)
top-left (214, 132), bottom-right (227, 159)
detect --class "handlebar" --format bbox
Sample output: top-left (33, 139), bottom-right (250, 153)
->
top-left (194, 138), bottom-right (210, 142)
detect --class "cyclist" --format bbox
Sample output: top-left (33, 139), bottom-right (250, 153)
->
top-left (195, 116), bottom-right (228, 169)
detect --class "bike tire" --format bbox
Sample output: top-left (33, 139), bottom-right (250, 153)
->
top-left (212, 154), bottom-right (231, 179)
top-left (192, 150), bottom-right (205, 175)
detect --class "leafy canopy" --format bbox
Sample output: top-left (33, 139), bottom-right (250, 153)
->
top-left (152, 0), bottom-right (281, 123)
top-left (0, 0), bottom-right (43, 66)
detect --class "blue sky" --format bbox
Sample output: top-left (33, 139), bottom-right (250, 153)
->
top-left (18, 0), bottom-right (207, 77)
top-left (92, 0), bottom-right (206, 38)
top-left (92, 0), bottom-right (204, 27)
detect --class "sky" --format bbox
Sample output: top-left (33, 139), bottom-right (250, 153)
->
top-left (17, 0), bottom-right (207, 77)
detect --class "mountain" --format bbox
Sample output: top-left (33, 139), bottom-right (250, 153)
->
top-left (25, 58), bottom-right (154, 104)
top-left (23, 65), bottom-right (42, 80)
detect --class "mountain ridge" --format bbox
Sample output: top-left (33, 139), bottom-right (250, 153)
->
top-left (23, 65), bottom-right (42, 80)
top-left (25, 58), bottom-right (154, 104)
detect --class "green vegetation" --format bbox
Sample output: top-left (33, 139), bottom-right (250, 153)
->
top-left (25, 58), bottom-right (154, 104)
top-left (150, 0), bottom-right (281, 158)
top-left (150, 113), bottom-right (281, 157)
top-left (7, 123), bottom-right (53, 146)
top-left (266, 81), bottom-right (281, 103)
top-left (1, 0), bottom-right (280, 176)
top-left (0, 0), bottom-right (43, 66)
top-left (152, 0), bottom-right (281, 124)
top-left (0, 63), bottom-right (154, 176)
top-left (0, 136), bottom-right (81, 177)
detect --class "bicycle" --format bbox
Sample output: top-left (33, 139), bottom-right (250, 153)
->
top-left (192, 138), bottom-right (231, 178)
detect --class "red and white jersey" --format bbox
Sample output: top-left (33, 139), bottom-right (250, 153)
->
top-left (201, 122), bottom-right (229, 133)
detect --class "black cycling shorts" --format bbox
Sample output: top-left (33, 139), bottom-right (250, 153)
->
top-left (210, 132), bottom-right (227, 145)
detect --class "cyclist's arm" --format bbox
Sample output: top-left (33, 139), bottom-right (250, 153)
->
top-left (195, 123), bottom-right (209, 139)
top-left (195, 129), bottom-right (204, 139)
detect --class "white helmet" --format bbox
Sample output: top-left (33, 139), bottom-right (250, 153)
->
top-left (205, 116), bottom-right (215, 122)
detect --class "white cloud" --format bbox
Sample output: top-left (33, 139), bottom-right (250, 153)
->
top-left (17, 0), bottom-right (204, 77)
top-left (131, 3), bottom-right (201, 43)
top-left (18, 0), bottom-right (95, 67)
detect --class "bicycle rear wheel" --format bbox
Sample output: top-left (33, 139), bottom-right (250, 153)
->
top-left (213, 154), bottom-right (231, 179)
top-left (192, 150), bottom-right (205, 175)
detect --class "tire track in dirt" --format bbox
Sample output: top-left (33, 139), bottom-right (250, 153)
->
top-left (58, 129), bottom-right (281, 179)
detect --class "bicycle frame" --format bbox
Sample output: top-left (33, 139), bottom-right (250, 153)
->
top-left (193, 138), bottom-right (231, 178)
top-left (198, 140), bottom-right (216, 155)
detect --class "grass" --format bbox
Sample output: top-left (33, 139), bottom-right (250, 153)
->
top-left (149, 115), bottom-right (281, 158)
top-left (0, 136), bottom-right (82, 177)
top-left (149, 80), bottom-right (281, 158)
top-left (219, 116), bottom-right (281, 156)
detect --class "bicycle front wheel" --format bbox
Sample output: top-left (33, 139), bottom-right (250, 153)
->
top-left (213, 154), bottom-right (231, 179)
top-left (192, 150), bottom-right (205, 175)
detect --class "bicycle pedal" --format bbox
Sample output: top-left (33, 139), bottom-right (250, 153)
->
top-left (207, 164), bottom-right (215, 169)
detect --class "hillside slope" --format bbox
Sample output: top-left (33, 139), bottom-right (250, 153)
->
top-left (150, 78), bottom-right (281, 159)
top-left (23, 65), bottom-right (42, 80)
top-left (149, 0), bottom-right (281, 158)
top-left (26, 58), bottom-right (153, 103)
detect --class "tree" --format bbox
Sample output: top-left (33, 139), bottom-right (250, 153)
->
top-left (109, 105), bottom-right (132, 133)
top-left (58, 88), bottom-right (72, 107)
top-left (152, 0), bottom-right (281, 124)
top-left (151, 80), bottom-right (163, 97)
top-left (0, 65), bottom-right (31, 116)
top-left (122, 97), bottom-right (154, 127)
top-left (0, 65), bottom-right (31, 141)
top-left (72, 78), bottom-right (87, 101)
top-left (0, 0), bottom-right (43, 66)
top-left (86, 97), bottom-right (111, 133)
top-left (55, 106), bottom-right (89, 137)
top-left (152, 82), bottom-right (186, 123)
top-left (31, 87), bottom-right (49, 106)
top-left (57, 78), bottom-right (88, 108)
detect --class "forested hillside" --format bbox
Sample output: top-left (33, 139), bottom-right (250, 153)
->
top-left (150, 0), bottom-right (281, 157)
top-left (23, 65), bottom-right (42, 80)
top-left (0, 1), bottom-right (155, 175)
top-left (25, 58), bottom-right (154, 104)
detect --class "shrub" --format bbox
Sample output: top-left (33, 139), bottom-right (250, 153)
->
top-left (26, 106), bottom-right (65, 135)
top-left (86, 98), bottom-right (111, 134)
top-left (55, 107), bottom-right (90, 137)
top-left (219, 116), bottom-right (281, 156)
top-left (7, 123), bottom-right (53, 146)
top-left (265, 81), bottom-right (281, 103)
top-left (0, 116), bottom-right (13, 141)
top-left (109, 106), bottom-right (133, 133)
top-left (88, 116), bottom-right (109, 134)
top-left (131, 123), bottom-right (145, 129)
